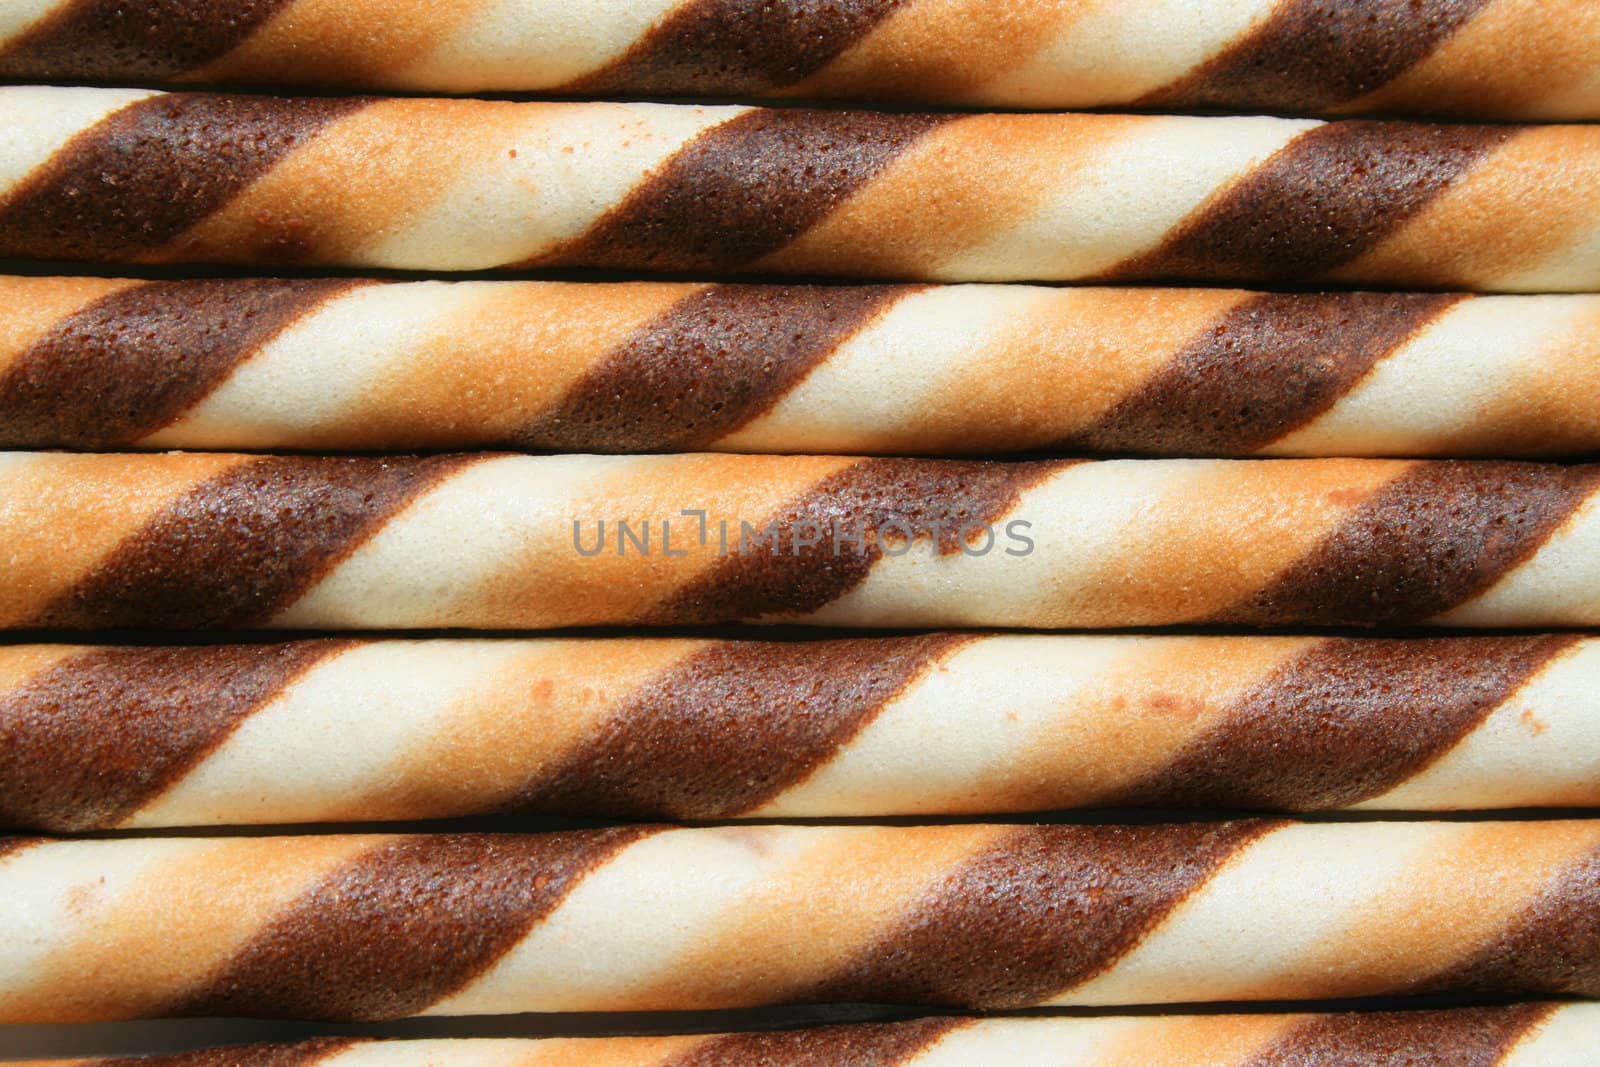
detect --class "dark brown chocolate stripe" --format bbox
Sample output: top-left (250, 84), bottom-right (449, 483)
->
top-left (570, 0), bottom-right (904, 96)
top-left (1241, 1004), bottom-right (1554, 1067)
top-left (38, 454), bottom-right (477, 630)
top-left (1111, 121), bottom-right (1512, 284)
top-left (543, 109), bottom-right (952, 273)
top-left (521, 283), bottom-right (912, 451)
top-left (1063, 292), bottom-right (1461, 455)
top-left (0, 0), bottom-right (292, 81)
top-left (0, 641), bottom-right (349, 832)
top-left (1142, 0), bottom-right (1491, 115)
top-left (0, 92), bottom-right (366, 264)
top-left (514, 634), bottom-right (968, 820)
top-left (175, 829), bottom-right (653, 1021)
top-left (0, 279), bottom-right (361, 448)
top-left (1415, 844), bottom-right (1600, 998)
top-left (1115, 636), bottom-right (1575, 811)
top-left (656, 457), bottom-right (1068, 623)
top-left (1222, 461), bottom-right (1600, 626)
top-left (669, 1018), bottom-right (967, 1067)
top-left (812, 821), bottom-right (1277, 1009)
top-left (94, 1037), bottom-right (358, 1067)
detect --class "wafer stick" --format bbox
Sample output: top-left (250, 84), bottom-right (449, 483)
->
top-left (1, 453), bottom-right (1596, 631)
top-left (4, 635), bottom-right (1597, 831)
top-left (2, 822), bottom-right (1597, 1020)
top-left (0, 1), bottom-right (1594, 121)
top-left (5, 277), bottom-right (1599, 456)
top-left (3, 89), bottom-right (1597, 289)
top-left (15, 1006), bottom-right (1600, 1066)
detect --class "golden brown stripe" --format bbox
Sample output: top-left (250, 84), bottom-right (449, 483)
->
top-left (1115, 121), bottom-right (1512, 283)
top-left (92, 1037), bottom-right (357, 1067)
top-left (0, 278), bottom-right (360, 448)
top-left (1143, 0), bottom-right (1491, 114)
top-left (1114, 636), bottom-right (1576, 810)
top-left (811, 821), bottom-right (1278, 1009)
top-left (0, 641), bottom-right (350, 833)
top-left (1239, 1004), bottom-right (1553, 1067)
top-left (521, 284), bottom-right (912, 451)
top-left (514, 634), bottom-right (968, 819)
top-left (667, 1018), bottom-right (968, 1067)
top-left (1415, 844), bottom-right (1600, 997)
top-left (544, 109), bottom-right (953, 273)
top-left (656, 457), bottom-right (1068, 623)
top-left (174, 829), bottom-right (654, 1021)
top-left (570, 0), bottom-right (906, 97)
top-left (37, 455), bottom-right (477, 630)
top-left (1221, 461), bottom-right (1600, 626)
top-left (0, 93), bottom-right (367, 264)
top-left (0, 0), bottom-right (293, 82)
top-left (1063, 292), bottom-right (1461, 455)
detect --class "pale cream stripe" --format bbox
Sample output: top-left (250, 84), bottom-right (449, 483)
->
top-left (1335, 126), bottom-right (1600, 292)
top-left (198, 0), bottom-right (484, 87)
top-left (403, 0), bottom-right (685, 91)
top-left (0, 452), bottom-right (246, 628)
top-left (0, 277), bottom-right (138, 379)
top-left (0, 643), bottom-right (80, 694)
top-left (335, 638), bottom-right (704, 822)
top-left (1088, 1013), bottom-right (1291, 1067)
top-left (996, 635), bottom-right (1313, 808)
top-left (1433, 488), bottom-right (1600, 628)
top-left (977, 0), bottom-right (1281, 107)
top-left (610, 825), bottom-right (1009, 1010)
top-left (350, 281), bottom-right (698, 450)
top-left (1249, 821), bottom-right (1600, 999)
top-left (0, 836), bottom-right (374, 1023)
top-left (759, 114), bottom-right (1142, 280)
top-left (1346, 0), bottom-right (1600, 120)
top-left (471, 453), bottom-right (855, 628)
top-left (324, 1035), bottom-right (704, 1067)
top-left (786, 0), bottom-right (1077, 104)
top-left (0, 0), bottom-right (62, 43)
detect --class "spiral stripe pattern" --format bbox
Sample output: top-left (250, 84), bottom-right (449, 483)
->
top-left (0, 1), bottom-right (1595, 120)
top-left (1, 452), bottom-right (1597, 630)
top-left (2, 634), bottom-right (1597, 831)
top-left (2, 89), bottom-right (1598, 288)
top-left (1, 822), bottom-right (1597, 1020)
top-left (4, 278), bottom-right (1599, 456)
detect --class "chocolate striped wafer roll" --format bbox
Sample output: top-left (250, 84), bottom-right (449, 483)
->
top-left (3, 821), bottom-right (1598, 1020)
top-left (3, 88), bottom-right (1598, 290)
top-left (2, 452), bottom-right (1598, 631)
top-left (15, 1006), bottom-right (1600, 1066)
top-left (6, 277), bottom-right (1600, 457)
top-left (1, 0), bottom-right (1596, 122)
top-left (5, 635), bottom-right (1598, 831)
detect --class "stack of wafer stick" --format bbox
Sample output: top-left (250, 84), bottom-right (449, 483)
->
top-left (1, 2), bottom-right (1598, 1063)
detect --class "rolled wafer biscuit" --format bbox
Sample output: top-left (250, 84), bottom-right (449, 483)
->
top-left (5, 635), bottom-right (1599, 831)
top-left (0, 0), bottom-right (1596, 122)
top-left (3, 88), bottom-right (1598, 290)
top-left (15, 1005), bottom-right (1600, 1066)
top-left (2, 452), bottom-right (1598, 631)
top-left (3, 821), bottom-right (1598, 1020)
top-left (6, 277), bottom-right (1600, 457)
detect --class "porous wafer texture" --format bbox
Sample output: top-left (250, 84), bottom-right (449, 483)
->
top-left (5, 277), bottom-right (1599, 457)
top-left (2, 89), bottom-right (1598, 289)
top-left (14, 1004), bottom-right (1600, 1066)
top-left (3, 634), bottom-right (1597, 831)
top-left (1, 452), bottom-right (1597, 631)
top-left (1, 822), bottom-right (1598, 1020)
top-left (0, 0), bottom-right (1595, 120)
